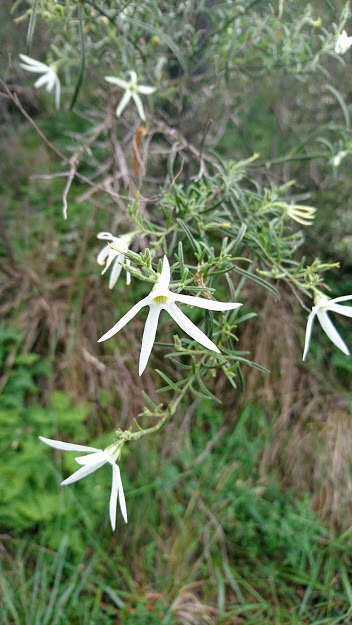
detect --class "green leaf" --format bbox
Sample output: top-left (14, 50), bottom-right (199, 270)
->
top-left (70, 7), bottom-right (86, 110)
top-left (26, 0), bottom-right (39, 48)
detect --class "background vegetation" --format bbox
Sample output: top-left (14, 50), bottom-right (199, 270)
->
top-left (2, 0), bottom-right (352, 623)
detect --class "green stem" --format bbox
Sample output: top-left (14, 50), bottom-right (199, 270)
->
top-left (128, 375), bottom-right (195, 442)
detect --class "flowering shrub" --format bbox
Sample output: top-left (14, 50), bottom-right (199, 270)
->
top-left (5, 0), bottom-right (352, 532)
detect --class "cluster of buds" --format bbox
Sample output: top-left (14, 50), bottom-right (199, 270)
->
top-left (286, 204), bottom-right (316, 226)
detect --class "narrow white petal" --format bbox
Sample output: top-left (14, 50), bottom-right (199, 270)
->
top-left (109, 257), bottom-right (123, 289)
top-left (98, 297), bottom-right (149, 342)
top-left (105, 76), bottom-right (129, 89)
top-left (45, 72), bottom-right (56, 93)
top-left (317, 310), bottom-right (350, 355)
top-left (55, 78), bottom-right (61, 109)
top-left (20, 64), bottom-right (46, 74)
top-left (97, 245), bottom-right (110, 266)
top-left (39, 436), bottom-right (100, 453)
top-left (117, 465), bottom-right (128, 523)
top-left (328, 303), bottom-right (352, 319)
top-left (137, 85), bottom-right (156, 94)
top-left (158, 256), bottom-right (171, 290)
top-left (330, 295), bottom-right (352, 304)
top-left (19, 54), bottom-right (47, 68)
top-left (19, 55), bottom-right (49, 72)
top-left (175, 293), bottom-right (242, 311)
top-left (101, 250), bottom-right (116, 275)
top-left (97, 232), bottom-right (114, 241)
top-left (109, 463), bottom-right (119, 531)
top-left (19, 53), bottom-right (38, 64)
top-left (116, 90), bottom-right (132, 117)
top-left (166, 303), bottom-right (220, 352)
top-left (21, 64), bottom-right (48, 74)
top-left (126, 258), bottom-right (131, 285)
top-left (74, 451), bottom-right (107, 465)
top-left (132, 93), bottom-right (145, 120)
top-left (61, 459), bottom-right (106, 486)
top-left (34, 74), bottom-right (49, 89)
top-left (128, 70), bottom-right (137, 84)
top-left (139, 305), bottom-right (161, 375)
top-left (302, 310), bottom-right (316, 361)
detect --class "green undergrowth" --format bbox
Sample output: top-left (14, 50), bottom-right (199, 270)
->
top-left (1, 358), bottom-right (352, 623)
top-left (1, 290), bottom-right (352, 623)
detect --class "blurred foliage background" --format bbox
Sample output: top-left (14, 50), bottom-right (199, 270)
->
top-left (2, 0), bottom-right (352, 623)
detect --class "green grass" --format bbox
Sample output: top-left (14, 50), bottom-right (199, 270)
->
top-left (2, 398), bottom-right (352, 623)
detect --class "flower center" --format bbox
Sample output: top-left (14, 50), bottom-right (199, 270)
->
top-left (129, 84), bottom-right (136, 92)
top-left (153, 295), bottom-right (169, 304)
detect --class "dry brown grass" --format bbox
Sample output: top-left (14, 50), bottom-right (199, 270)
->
top-left (242, 291), bottom-right (352, 529)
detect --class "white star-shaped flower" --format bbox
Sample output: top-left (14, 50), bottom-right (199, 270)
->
top-left (335, 30), bottom-right (352, 54)
top-left (104, 70), bottom-right (155, 121)
top-left (39, 436), bottom-right (127, 531)
top-left (303, 292), bottom-right (352, 360)
top-left (97, 231), bottom-right (135, 289)
top-left (98, 256), bottom-right (242, 375)
top-left (19, 54), bottom-right (61, 109)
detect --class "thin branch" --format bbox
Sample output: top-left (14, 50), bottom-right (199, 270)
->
top-left (0, 82), bottom-right (135, 210)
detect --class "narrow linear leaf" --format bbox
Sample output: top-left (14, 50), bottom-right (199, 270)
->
top-left (127, 17), bottom-right (186, 73)
top-left (176, 219), bottom-right (201, 255)
top-left (70, 7), bottom-right (86, 110)
top-left (27, 0), bottom-right (39, 48)
top-left (197, 371), bottom-right (221, 403)
top-left (155, 369), bottom-right (181, 392)
top-left (232, 266), bottom-right (279, 298)
top-left (325, 84), bottom-right (350, 130)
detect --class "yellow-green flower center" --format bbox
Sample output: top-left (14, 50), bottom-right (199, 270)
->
top-left (153, 295), bottom-right (169, 304)
top-left (129, 84), bottom-right (136, 92)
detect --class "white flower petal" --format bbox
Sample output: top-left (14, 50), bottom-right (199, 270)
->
top-left (175, 293), bottom-right (242, 311)
top-left (97, 232), bottom-right (114, 241)
top-left (302, 310), bottom-right (316, 361)
top-left (19, 55), bottom-right (49, 72)
top-left (116, 90), bottom-right (132, 117)
top-left (137, 85), bottom-right (156, 94)
top-left (330, 295), bottom-right (352, 305)
top-left (328, 303), bottom-right (352, 319)
top-left (97, 245), bottom-right (110, 266)
top-left (19, 54), bottom-right (47, 67)
top-left (98, 297), bottom-right (149, 342)
top-left (39, 436), bottom-right (100, 453)
top-left (74, 451), bottom-right (108, 465)
top-left (104, 76), bottom-right (129, 89)
top-left (61, 458), bottom-right (107, 486)
top-left (335, 31), bottom-right (352, 54)
top-left (109, 257), bottom-right (123, 289)
top-left (128, 70), bottom-right (137, 84)
top-left (45, 71), bottom-right (56, 93)
top-left (34, 74), bottom-right (49, 89)
top-left (20, 63), bottom-right (45, 72)
top-left (166, 302), bottom-right (220, 353)
top-left (117, 465), bottom-right (128, 523)
top-left (132, 93), bottom-right (145, 120)
top-left (139, 305), bottom-right (161, 375)
top-left (317, 310), bottom-right (350, 355)
top-left (54, 78), bottom-right (61, 109)
top-left (101, 250), bottom-right (116, 275)
top-left (126, 258), bottom-right (131, 286)
top-left (20, 64), bottom-right (46, 74)
top-left (158, 256), bottom-right (171, 290)
top-left (109, 463), bottom-right (119, 531)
